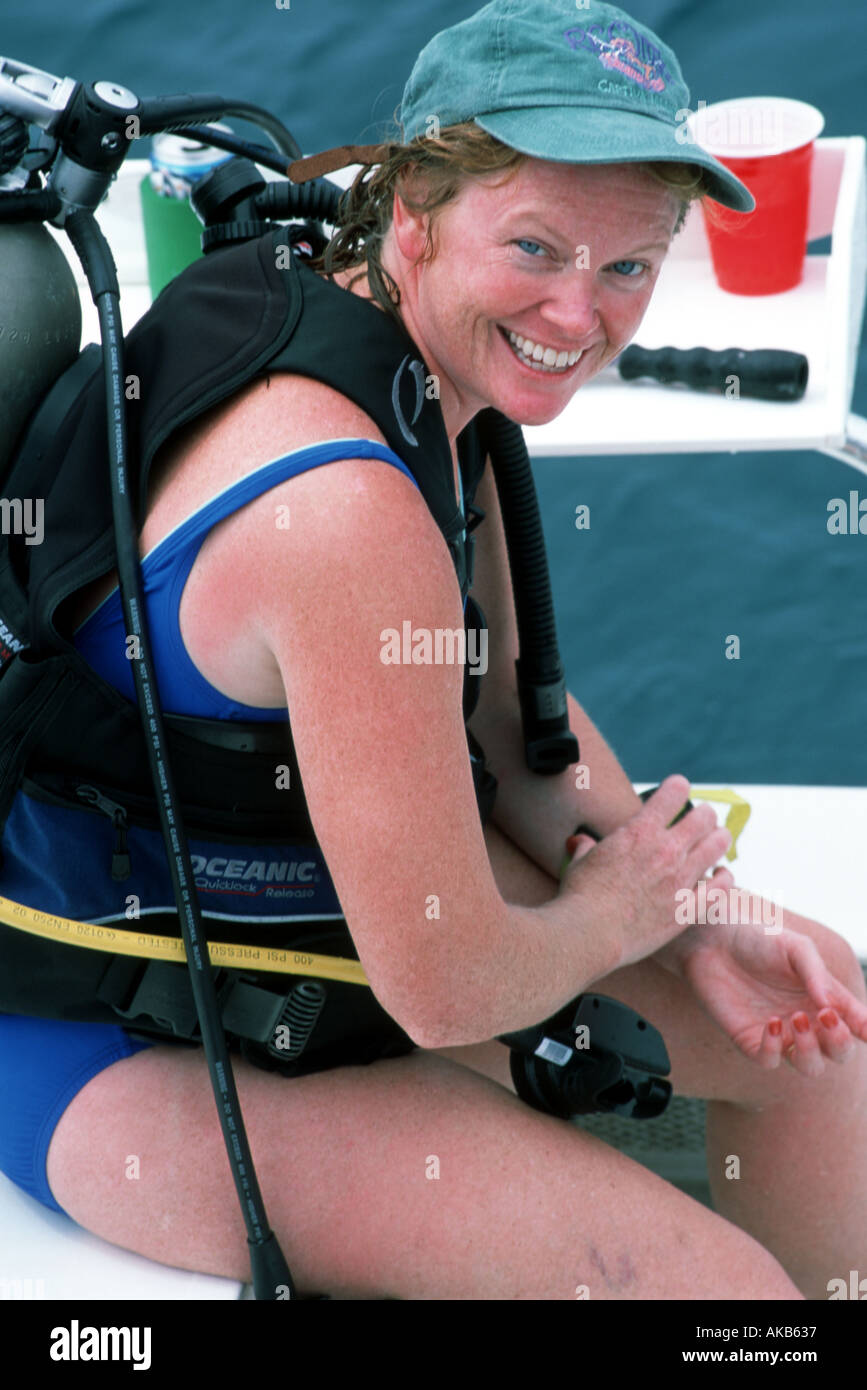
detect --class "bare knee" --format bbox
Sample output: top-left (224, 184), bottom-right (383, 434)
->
top-left (45, 1045), bottom-right (806, 1301)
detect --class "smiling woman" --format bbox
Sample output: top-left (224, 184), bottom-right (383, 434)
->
top-left (5, 0), bottom-right (867, 1307)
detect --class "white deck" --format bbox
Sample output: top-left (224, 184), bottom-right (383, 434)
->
top-left (0, 1176), bottom-right (246, 1300)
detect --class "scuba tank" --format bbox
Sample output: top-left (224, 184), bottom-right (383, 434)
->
top-left (0, 104), bottom-right (80, 474)
top-left (0, 219), bottom-right (81, 477)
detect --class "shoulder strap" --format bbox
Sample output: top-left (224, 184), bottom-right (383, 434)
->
top-left (267, 257), bottom-right (469, 588)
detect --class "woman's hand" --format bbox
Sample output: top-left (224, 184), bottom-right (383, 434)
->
top-left (559, 775), bottom-right (733, 970)
top-left (676, 912), bottom-right (867, 1076)
top-left (565, 813), bottom-right (867, 1076)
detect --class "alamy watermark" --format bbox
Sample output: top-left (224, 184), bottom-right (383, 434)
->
top-left (380, 622), bottom-right (488, 675)
top-left (675, 882), bottom-right (783, 934)
top-left (49, 1320), bottom-right (151, 1370)
top-left (827, 1270), bottom-right (867, 1299)
top-left (674, 99), bottom-right (784, 151)
top-left (0, 497), bottom-right (43, 546)
top-left (827, 491), bottom-right (867, 534)
top-left (1, 1277), bottom-right (45, 1299)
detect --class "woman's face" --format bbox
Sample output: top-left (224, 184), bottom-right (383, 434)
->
top-left (384, 157), bottom-right (681, 437)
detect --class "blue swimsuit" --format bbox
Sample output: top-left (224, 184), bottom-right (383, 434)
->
top-left (0, 436), bottom-right (424, 1216)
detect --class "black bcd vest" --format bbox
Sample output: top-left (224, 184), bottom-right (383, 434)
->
top-left (0, 225), bottom-right (500, 1061)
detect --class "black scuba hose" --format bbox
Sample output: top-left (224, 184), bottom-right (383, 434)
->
top-left (63, 207), bottom-right (297, 1302)
top-left (0, 187), bottom-right (60, 220)
top-left (481, 408), bottom-right (560, 662)
top-left (479, 408), bottom-right (579, 775)
top-left (255, 174), bottom-right (343, 222)
top-left (167, 123), bottom-right (305, 178)
top-left (136, 96), bottom-right (304, 164)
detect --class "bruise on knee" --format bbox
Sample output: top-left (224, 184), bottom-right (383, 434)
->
top-left (584, 1241), bottom-right (639, 1294)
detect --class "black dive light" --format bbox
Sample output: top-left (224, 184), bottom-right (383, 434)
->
top-left (617, 344), bottom-right (809, 402)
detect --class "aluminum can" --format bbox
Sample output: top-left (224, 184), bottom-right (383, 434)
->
top-left (148, 127), bottom-right (234, 199)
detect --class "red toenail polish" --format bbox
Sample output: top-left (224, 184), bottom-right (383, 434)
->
top-left (794, 1014), bottom-right (810, 1033)
top-left (768, 1019), bottom-right (782, 1036)
top-left (819, 1009), bottom-right (839, 1029)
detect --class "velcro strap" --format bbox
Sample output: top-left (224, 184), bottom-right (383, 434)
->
top-left (286, 144), bottom-right (389, 184)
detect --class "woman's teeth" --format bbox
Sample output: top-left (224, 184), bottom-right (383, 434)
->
top-left (505, 329), bottom-right (583, 374)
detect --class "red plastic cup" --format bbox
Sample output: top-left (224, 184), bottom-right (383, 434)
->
top-left (686, 98), bottom-right (825, 295)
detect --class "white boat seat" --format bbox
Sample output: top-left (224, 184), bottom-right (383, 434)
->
top-left (0, 1171), bottom-right (248, 1299)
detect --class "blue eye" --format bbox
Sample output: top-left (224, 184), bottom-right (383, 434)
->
top-left (610, 260), bottom-right (646, 277)
top-left (515, 238), bottom-right (547, 258)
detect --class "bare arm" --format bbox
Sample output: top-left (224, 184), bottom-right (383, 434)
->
top-left (234, 379), bottom-right (726, 1046)
top-left (251, 468), bottom-right (727, 1052)
top-left (475, 686), bottom-right (644, 879)
top-left (252, 449), bottom-right (632, 1047)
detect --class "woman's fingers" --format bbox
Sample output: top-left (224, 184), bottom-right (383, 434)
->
top-left (758, 1007), bottom-right (856, 1075)
top-left (685, 827), bottom-right (732, 888)
top-left (816, 1007), bottom-right (858, 1064)
top-left (787, 934), bottom-right (833, 1011)
top-left (784, 1012), bottom-right (826, 1077)
top-left (564, 833), bottom-right (598, 862)
top-left (756, 1017), bottom-right (786, 1069)
top-left (790, 934), bottom-right (867, 1045)
top-left (640, 774), bottom-right (692, 825)
top-left (828, 989), bottom-right (867, 1046)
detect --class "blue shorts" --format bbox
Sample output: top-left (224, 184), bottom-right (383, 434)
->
top-left (0, 1014), bottom-right (155, 1216)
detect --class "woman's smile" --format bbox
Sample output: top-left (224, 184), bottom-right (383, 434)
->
top-left (497, 324), bottom-right (585, 375)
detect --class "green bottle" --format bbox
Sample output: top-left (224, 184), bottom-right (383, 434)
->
top-left (139, 128), bottom-right (234, 298)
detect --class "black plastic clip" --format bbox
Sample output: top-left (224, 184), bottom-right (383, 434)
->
top-left (500, 993), bottom-right (672, 1121)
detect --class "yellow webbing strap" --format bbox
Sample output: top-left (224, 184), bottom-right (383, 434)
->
top-left (0, 894), bottom-right (370, 986)
top-left (687, 787), bottom-right (752, 862)
top-left (560, 785), bottom-right (752, 878)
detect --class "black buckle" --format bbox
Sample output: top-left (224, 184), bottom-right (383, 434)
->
top-left (98, 956), bottom-right (205, 1037)
top-left (97, 955), bottom-right (330, 1061)
top-left (500, 994), bottom-right (672, 1121)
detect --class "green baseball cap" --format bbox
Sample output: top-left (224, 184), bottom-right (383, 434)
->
top-left (398, 0), bottom-right (755, 212)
